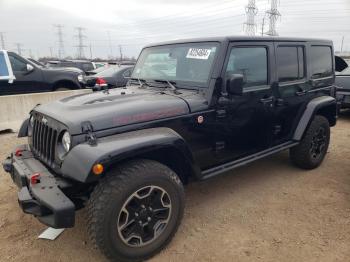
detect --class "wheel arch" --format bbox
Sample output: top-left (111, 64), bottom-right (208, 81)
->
top-left (61, 127), bottom-right (200, 184)
top-left (293, 96), bottom-right (336, 141)
top-left (53, 79), bottom-right (80, 90)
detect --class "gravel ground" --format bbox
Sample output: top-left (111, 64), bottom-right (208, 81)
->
top-left (0, 116), bottom-right (349, 262)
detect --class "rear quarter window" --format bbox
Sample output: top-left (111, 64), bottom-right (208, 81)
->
top-left (310, 46), bottom-right (333, 79)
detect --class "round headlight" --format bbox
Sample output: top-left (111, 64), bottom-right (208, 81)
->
top-left (77, 74), bottom-right (84, 82)
top-left (62, 131), bottom-right (71, 152)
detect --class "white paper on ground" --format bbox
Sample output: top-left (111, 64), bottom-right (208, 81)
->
top-left (38, 227), bottom-right (65, 240)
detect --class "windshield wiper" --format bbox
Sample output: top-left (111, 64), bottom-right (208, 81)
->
top-left (153, 79), bottom-right (181, 94)
top-left (129, 77), bottom-right (150, 88)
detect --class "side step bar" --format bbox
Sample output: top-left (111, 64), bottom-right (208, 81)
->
top-left (201, 141), bottom-right (298, 180)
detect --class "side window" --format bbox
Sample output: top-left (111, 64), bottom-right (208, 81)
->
top-left (9, 55), bottom-right (26, 72)
top-left (226, 47), bottom-right (268, 88)
top-left (277, 46), bottom-right (305, 82)
top-left (82, 63), bottom-right (94, 71)
top-left (311, 46), bottom-right (333, 79)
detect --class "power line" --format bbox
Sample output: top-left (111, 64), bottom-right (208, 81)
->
top-left (244, 0), bottom-right (258, 36)
top-left (53, 24), bottom-right (65, 59)
top-left (265, 0), bottom-right (281, 36)
top-left (74, 27), bottom-right (87, 59)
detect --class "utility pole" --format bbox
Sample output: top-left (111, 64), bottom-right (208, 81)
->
top-left (341, 36), bottom-right (345, 52)
top-left (15, 43), bottom-right (23, 55)
top-left (107, 31), bottom-right (113, 59)
top-left (244, 0), bottom-right (258, 36)
top-left (49, 46), bottom-right (54, 57)
top-left (0, 32), bottom-right (6, 50)
top-left (119, 45), bottom-right (123, 61)
top-left (53, 24), bottom-right (65, 59)
top-left (261, 17), bottom-right (265, 36)
top-left (265, 0), bottom-right (281, 36)
top-left (89, 44), bottom-right (93, 60)
top-left (74, 27), bottom-right (87, 59)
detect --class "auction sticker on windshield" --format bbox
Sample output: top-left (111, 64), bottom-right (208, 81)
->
top-left (186, 48), bottom-right (211, 60)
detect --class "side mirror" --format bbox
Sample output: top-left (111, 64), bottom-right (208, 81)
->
top-left (26, 64), bottom-right (34, 72)
top-left (0, 50), bottom-right (15, 83)
top-left (227, 74), bottom-right (244, 96)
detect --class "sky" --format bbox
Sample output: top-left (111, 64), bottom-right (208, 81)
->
top-left (0, 0), bottom-right (350, 59)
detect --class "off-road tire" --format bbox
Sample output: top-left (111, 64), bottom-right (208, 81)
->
top-left (87, 159), bottom-right (185, 262)
top-left (290, 115), bottom-right (330, 169)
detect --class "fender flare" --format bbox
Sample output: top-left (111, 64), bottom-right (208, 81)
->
top-left (293, 96), bottom-right (336, 141)
top-left (61, 127), bottom-right (198, 183)
top-left (18, 118), bottom-right (29, 137)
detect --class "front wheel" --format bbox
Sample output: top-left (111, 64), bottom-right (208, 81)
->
top-left (87, 159), bottom-right (185, 262)
top-left (290, 115), bottom-right (330, 169)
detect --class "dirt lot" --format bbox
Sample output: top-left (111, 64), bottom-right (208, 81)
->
top-left (0, 116), bottom-right (350, 262)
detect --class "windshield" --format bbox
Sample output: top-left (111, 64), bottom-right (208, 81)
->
top-left (132, 42), bottom-right (219, 87)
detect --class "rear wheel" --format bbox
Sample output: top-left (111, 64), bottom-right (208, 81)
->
top-left (87, 159), bottom-right (185, 262)
top-left (290, 115), bottom-right (330, 169)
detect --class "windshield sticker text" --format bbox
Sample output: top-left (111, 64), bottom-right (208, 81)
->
top-left (186, 48), bottom-right (211, 60)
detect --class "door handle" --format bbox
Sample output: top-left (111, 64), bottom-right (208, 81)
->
top-left (260, 96), bottom-right (274, 104)
top-left (296, 90), bottom-right (307, 96)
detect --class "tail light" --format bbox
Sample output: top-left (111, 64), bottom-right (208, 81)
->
top-left (96, 77), bottom-right (107, 86)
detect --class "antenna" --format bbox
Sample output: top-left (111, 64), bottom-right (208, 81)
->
top-left (74, 27), bottom-right (87, 59)
top-left (265, 0), bottom-right (281, 36)
top-left (244, 0), bottom-right (258, 36)
top-left (53, 24), bottom-right (65, 59)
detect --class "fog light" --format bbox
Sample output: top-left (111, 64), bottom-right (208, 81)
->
top-left (92, 164), bottom-right (104, 175)
top-left (30, 173), bottom-right (41, 185)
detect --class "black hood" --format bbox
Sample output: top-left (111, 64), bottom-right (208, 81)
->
top-left (43, 66), bottom-right (83, 74)
top-left (33, 86), bottom-right (208, 135)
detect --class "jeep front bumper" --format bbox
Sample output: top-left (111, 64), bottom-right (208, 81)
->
top-left (2, 145), bottom-right (75, 228)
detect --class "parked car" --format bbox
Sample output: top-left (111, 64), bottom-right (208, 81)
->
top-left (85, 65), bottom-right (109, 76)
top-left (2, 36), bottom-right (339, 261)
top-left (47, 60), bottom-right (95, 73)
top-left (335, 59), bottom-right (350, 109)
top-left (85, 65), bottom-right (133, 90)
top-left (0, 51), bottom-right (86, 95)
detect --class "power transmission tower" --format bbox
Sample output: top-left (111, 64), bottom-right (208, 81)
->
top-left (265, 0), bottom-right (281, 36)
top-left (244, 0), bottom-right (258, 36)
top-left (53, 24), bottom-right (65, 59)
top-left (119, 45), bottom-right (123, 61)
top-left (15, 43), bottom-right (24, 55)
top-left (0, 32), bottom-right (6, 49)
top-left (74, 27), bottom-right (87, 59)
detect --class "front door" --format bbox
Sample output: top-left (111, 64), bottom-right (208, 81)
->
top-left (6, 53), bottom-right (44, 95)
top-left (207, 42), bottom-right (276, 167)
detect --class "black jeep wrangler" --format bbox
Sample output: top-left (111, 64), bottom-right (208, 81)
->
top-left (3, 36), bottom-right (337, 261)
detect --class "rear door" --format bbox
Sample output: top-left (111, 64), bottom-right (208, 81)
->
top-left (271, 42), bottom-right (311, 145)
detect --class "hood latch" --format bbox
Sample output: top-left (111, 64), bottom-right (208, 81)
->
top-left (81, 121), bottom-right (97, 146)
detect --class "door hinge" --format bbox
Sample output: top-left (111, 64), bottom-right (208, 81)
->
top-left (215, 141), bottom-right (225, 152)
top-left (216, 109), bottom-right (226, 118)
top-left (273, 125), bottom-right (282, 135)
top-left (81, 121), bottom-right (97, 146)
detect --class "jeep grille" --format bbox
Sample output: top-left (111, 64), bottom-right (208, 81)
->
top-left (32, 117), bottom-right (58, 165)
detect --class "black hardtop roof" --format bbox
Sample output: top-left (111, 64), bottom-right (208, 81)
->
top-left (144, 36), bottom-right (332, 48)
